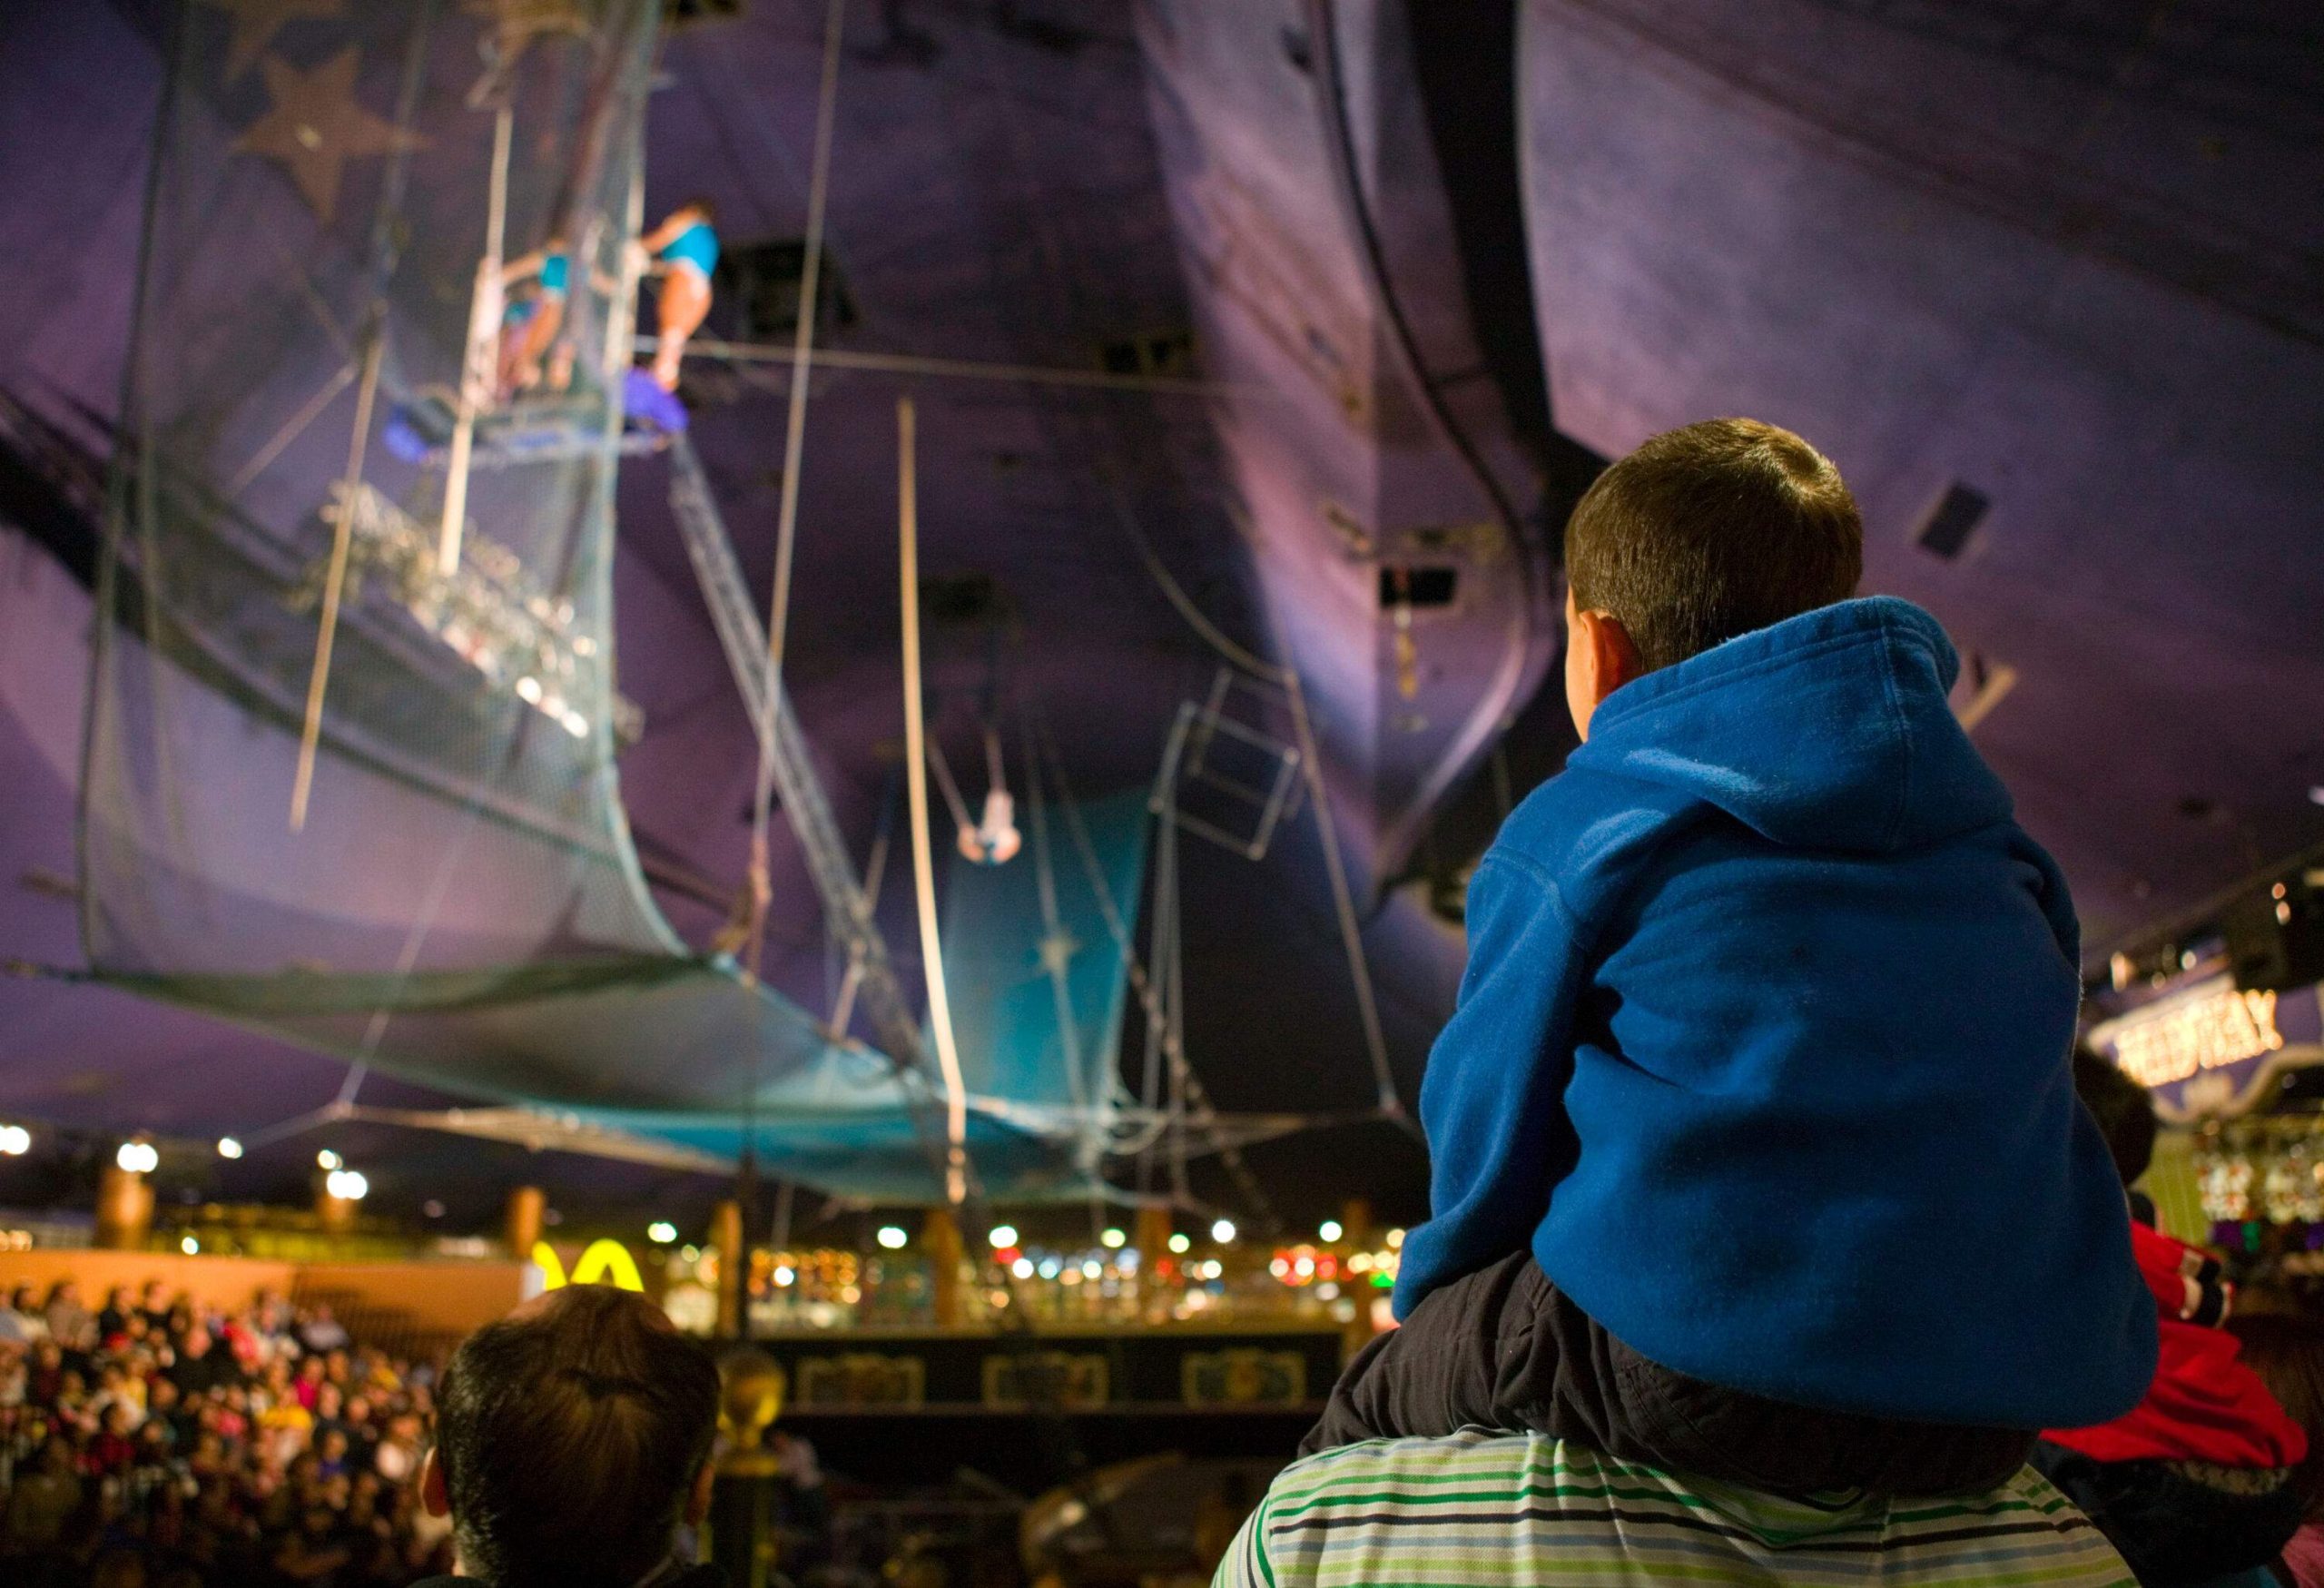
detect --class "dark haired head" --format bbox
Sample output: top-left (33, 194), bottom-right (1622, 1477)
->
top-left (1563, 418), bottom-right (1863, 676)
top-left (2070, 1045), bottom-right (2157, 1188)
top-left (430, 1286), bottom-right (718, 1588)
top-left (680, 196), bottom-right (717, 226)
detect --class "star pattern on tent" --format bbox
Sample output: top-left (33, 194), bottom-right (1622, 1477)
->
top-left (233, 47), bottom-right (427, 224)
top-left (201, 0), bottom-right (344, 83)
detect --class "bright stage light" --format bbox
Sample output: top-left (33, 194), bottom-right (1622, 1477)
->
top-left (1081, 1258), bottom-right (1103, 1279)
top-left (317, 1149), bottom-right (342, 1170)
top-left (116, 1141), bottom-right (159, 1175)
top-left (216, 1137), bottom-right (243, 1159)
top-left (988, 1224), bottom-right (1019, 1248)
top-left (1385, 1228), bottom-right (1405, 1249)
top-left (325, 1169), bottom-right (369, 1200)
top-left (647, 1221), bottom-right (677, 1243)
top-left (876, 1225), bottom-right (908, 1249)
top-left (180, 1235), bottom-right (200, 1255)
top-left (1167, 1232), bottom-right (1190, 1254)
top-left (1211, 1218), bottom-right (1236, 1244)
top-left (0, 1125), bottom-right (29, 1156)
top-left (1100, 1227), bottom-right (1126, 1248)
top-left (1010, 1257), bottom-right (1034, 1279)
top-left (1318, 1219), bottom-right (1343, 1242)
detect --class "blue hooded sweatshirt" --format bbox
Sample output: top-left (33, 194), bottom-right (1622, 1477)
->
top-left (1394, 597), bottom-right (2155, 1429)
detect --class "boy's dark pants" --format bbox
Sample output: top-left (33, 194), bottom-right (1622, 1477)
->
top-left (1304, 1251), bottom-right (2034, 1497)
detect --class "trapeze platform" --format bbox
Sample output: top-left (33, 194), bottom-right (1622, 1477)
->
top-left (383, 369), bottom-right (685, 469)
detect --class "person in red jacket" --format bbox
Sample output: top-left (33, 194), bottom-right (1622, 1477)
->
top-left (2039, 1049), bottom-right (2308, 1585)
top-left (2230, 1309), bottom-right (2324, 1588)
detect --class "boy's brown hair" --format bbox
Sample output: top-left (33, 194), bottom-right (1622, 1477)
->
top-left (1564, 418), bottom-right (1863, 675)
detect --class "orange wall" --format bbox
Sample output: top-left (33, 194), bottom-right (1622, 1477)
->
top-left (0, 1251), bottom-right (296, 1314)
top-left (296, 1261), bottom-right (527, 1336)
top-left (0, 1253), bottom-right (526, 1340)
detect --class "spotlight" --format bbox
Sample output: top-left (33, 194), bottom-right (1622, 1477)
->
top-left (116, 1141), bottom-right (159, 1175)
top-left (876, 1225), bottom-right (908, 1250)
top-left (0, 1125), bottom-right (30, 1156)
top-left (180, 1235), bottom-right (200, 1255)
top-left (647, 1221), bottom-right (677, 1244)
top-left (216, 1137), bottom-right (243, 1160)
top-left (988, 1224), bottom-right (1019, 1248)
top-left (1010, 1257), bottom-right (1034, 1279)
top-left (1080, 1258), bottom-right (1103, 1279)
top-left (1100, 1227), bottom-right (1126, 1248)
top-left (325, 1169), bottom-right (368, 1200)
top-left (1318, 1219), bottom-right (1343, 1242)
top-left (1167, 1232), bottom-right (1190, 1254)
top-left (1384, 1228), bottom-right (1405, 1249)
top-left (1210, 1218), bottom-right (1236, 1244)
top-left (317, 1149), bottom-right (342, 1170)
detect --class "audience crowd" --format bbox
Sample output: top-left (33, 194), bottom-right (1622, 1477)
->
top-left (0, 1277), bottom-right (451, 1588)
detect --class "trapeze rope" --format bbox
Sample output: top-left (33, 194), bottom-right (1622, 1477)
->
top-left (924, 734), bottom-right (979, 836)
top-left (283, 5), bottom-right (437, 833)
top-left (1029, 708), bottom-right (1281, 1228)
top-left (287, 329), bottom-right (384, 833)
top-left (435, 99), bottom-right (514, 577)
top-left (898, 395), bottom-right (970, 1206)
top-left (1019, 716), bottom-right (1089, 1121)
top-left (742, 0), bottom-right (847, 986)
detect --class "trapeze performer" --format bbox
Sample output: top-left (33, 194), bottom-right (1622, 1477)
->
top-left (635, 200), bottom-right (720, 391)
top-left (497, 237), bottom-right (573, 397)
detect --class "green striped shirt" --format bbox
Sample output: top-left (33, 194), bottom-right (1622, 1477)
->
top-left (1216, 1431), bottom-right (2135, 1587)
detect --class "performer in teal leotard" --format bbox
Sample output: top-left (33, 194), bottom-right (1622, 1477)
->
top-left (635, 200), bottom-right (719, 391)
top-left (498, 235), bottom-right (573, 395)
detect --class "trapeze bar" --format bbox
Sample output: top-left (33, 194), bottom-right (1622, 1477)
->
top-left (636, 335), bottom-right (1271, 400)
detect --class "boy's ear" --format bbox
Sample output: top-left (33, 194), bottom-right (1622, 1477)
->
top-left (419, 1446), bottom-right (449, 1518)
top-left (1568, 606), bottom-right (1645, 739)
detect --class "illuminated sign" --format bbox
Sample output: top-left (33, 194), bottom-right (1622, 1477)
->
top-left (531, 1238), bottom-right (645, 1292)
top-left (2090, 978), bottom-right (2283, 1090)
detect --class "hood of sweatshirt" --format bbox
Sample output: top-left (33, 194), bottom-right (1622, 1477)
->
top-left (1571, 597), bottom-right (2014, 854)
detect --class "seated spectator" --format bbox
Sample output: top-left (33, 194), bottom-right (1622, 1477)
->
top-left (97, 1286), bottom-right (137, 1343)
top-left (0, 1275), bottom-right (453, 1584)
top-left (1, 1283), bottom-right (50, 1345)
top-left (44, 1280), bottom-right (94, 1353)
top-left (300, 1305), bottom-right (350, 1356)
top-left (165, 1325), bottom-right (233, 1399)
top-left (418, 1284), bottom-right (721, 1588)
top-left (1216, 1430), bottom-right (2135, 1587)
top-left (2230, 1308), bottom-right (2324, 1587)
top-left (135, 1281), bottom-right (172, 1334)
top-left (2037, 1050), bottom-right (2308, 1585)
top-left (5, 1435), bottom-right (83, 1553)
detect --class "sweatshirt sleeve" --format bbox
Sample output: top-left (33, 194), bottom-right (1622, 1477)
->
top-left (2012, 828), bottom-right (2080, 968)
top-left (1392, 852), bottom-right (1588, 1320)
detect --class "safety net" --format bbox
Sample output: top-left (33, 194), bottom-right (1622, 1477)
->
top-left (81, 0), bottom-right (1145, 1202)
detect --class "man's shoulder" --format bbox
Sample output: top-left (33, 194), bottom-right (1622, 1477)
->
top-left (1217, 1433), bottom-right (2135, 1588)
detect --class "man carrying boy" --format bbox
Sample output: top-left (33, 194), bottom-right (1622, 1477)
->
top-left (1305, 418), bottom-right (2154, 1495)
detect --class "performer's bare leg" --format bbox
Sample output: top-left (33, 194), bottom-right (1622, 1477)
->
top-left (651, 266), bottom-right (712, 391)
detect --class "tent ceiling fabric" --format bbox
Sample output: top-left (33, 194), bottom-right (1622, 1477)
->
top-left (1, 0), bottom-right (2319, 1222)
